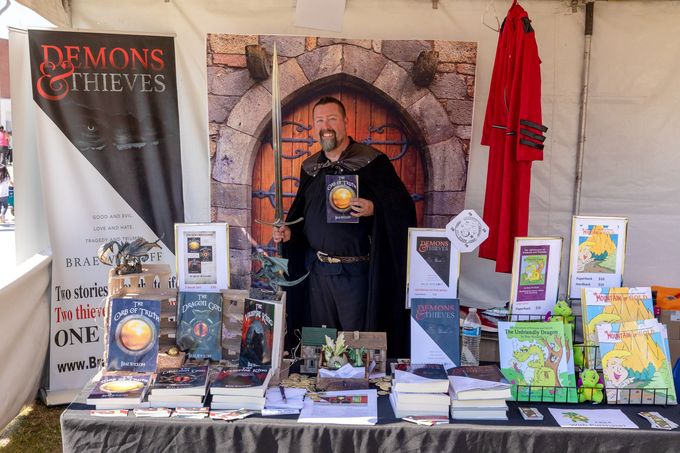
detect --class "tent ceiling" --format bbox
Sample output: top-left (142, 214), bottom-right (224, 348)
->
top-left (15, 0), bottom-right (70, 28)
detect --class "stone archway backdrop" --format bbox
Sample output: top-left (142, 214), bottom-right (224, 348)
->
top-left (207, 34), bottom-right (477, 288)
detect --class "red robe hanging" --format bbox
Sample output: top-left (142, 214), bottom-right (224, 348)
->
top-left (479, 1), bottom-right (547, 273)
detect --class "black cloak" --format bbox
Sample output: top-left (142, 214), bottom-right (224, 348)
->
top-left (282, 139), bottom-right (416, 358)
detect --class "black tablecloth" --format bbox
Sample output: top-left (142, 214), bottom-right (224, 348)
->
top-left (61, 394), bottom-right (680, 453)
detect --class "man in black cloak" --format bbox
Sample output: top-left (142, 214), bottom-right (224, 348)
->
top-left (273, 96), bottom-right (416, 358)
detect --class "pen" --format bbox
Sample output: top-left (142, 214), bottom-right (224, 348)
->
top-left (279, 384), bottom-right (287, 403)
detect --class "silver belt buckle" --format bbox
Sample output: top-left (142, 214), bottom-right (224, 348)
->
top-left (316, 251), bottom-right (341, 264)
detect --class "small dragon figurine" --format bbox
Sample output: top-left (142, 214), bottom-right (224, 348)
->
top-left (97, 237), bottom-right (163, 275)
top-left (251, 252), bottom-right (308, 292)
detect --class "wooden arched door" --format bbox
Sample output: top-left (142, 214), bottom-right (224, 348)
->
top-left (252, 89), bottom-right (425, 254)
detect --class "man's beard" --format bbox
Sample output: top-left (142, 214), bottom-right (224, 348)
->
top-left (319, 129), bottom-right (338, 152)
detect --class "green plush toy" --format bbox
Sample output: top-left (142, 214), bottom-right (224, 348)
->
top-left (550, 300), bottom-right (575, 324)
top-left (577, 369), bottom-right (604, 404)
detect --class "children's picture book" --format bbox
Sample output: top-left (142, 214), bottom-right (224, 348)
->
top-left (325, 174), bottom-right (359, 223)
top-left (106, 298), bottom-right (161, 372)
top-left (239, 297), bottom-right (284, 370)
top-left (410, 298), bottom-right (460, 369)
top-left (596, 320), bottom-right (677, 405)
top-left (581, 287), bottom-right (654, 367)
top-left (498, 321), bottom-right (578, 403)
top-left (177, 292), bottom-right (223, 360)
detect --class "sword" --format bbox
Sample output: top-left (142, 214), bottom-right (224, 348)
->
top-left (255, 43), bottom-right (303, 252)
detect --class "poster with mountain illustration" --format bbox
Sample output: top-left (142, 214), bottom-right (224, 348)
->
top-left (498, 321), bottom-right (577, 403)
top-left (406, 228), bottom-right (460, 308)
top-left (596, 320), bottom-right (676, 405)
top-left (581, 287), bottom-right (654, 367)
top-left (568, 216), bottom-right (627, 297)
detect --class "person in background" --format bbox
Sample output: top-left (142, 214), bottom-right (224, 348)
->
top-left (0, 165), bottom-right (13, 223)
top-left (0, 127), bottom-right (8, 165)
top-left (6, 131), bottom-right (12, 165)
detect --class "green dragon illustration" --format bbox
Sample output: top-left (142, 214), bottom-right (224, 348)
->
top-left (563, 411), bottom-right (589, 423)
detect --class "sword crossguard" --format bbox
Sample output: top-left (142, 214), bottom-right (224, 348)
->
top-left (255, 216), bottom-right (304, 228)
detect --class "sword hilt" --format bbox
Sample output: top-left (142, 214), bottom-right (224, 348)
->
top-left (255, 216), bottom-right (304, 228)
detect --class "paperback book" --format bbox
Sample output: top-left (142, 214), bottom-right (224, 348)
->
top-left (596, 319), bottom-right (677, 405)
top-left (410, 298), bottom-right (460, 369)
top-left (325, 174), bottom-right (359, 223)
top-left (210, 367), bottom-right (272, 397)
top-left (239, 297), bottom-right (284, 370)
top-left (391, 363), bottom-right (449, 393)
top-left (150, 366), bottom-right (209, 396)
top-left (106, 298), bottom-right (161, 372)
top-left (86, 372), bottom-right (153, 406)
top-left (498, 321), bottom-right (578, 403)
top-left (581, 287), bottom-right (654, 367)
top-left (177, 292), bottom-right (223, 361)
top-left (221, 289), bottom-right (247, 366)
top-left (448, 365), bottom-right (511, 401)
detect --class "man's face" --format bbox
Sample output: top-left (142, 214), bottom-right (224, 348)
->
top-left (313, 102), bottom-right (348, 153)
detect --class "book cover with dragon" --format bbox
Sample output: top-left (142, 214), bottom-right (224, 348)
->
top-left (581, 287), bottom-right (654, 367)
top-left (596, 320), bottom-right (677, 405)
top-left (176, 292), bottom-right (223, 360)
top-left (498, 321), bottom-right (577, 403)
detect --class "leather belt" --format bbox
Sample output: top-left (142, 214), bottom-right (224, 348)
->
top-left (316, 251), bottom-right (370, 264)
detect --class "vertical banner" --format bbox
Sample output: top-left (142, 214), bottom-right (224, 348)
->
top-left (28, 30), bottom-right (184, 393)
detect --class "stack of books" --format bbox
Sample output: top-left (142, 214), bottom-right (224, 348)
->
top-left (147, 365), bottom-right (210, 408)
top-left (209, 367), bottom-right (272, 410)
top-left (448, 365), bottom-right (511, 420)
top-left (389, 363), bottom-right (451, 418)
top-left (86, 372), bottom-right (153, 410)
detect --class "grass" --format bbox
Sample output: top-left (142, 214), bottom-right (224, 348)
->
top-left (0, 400), bottom-right (64, 453)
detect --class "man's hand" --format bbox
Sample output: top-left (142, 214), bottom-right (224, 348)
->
top-left (272, 225), bottom-right (291, 243)
top-left (350, 197), bottom-right (374, 217)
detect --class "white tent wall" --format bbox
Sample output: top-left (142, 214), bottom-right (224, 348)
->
top-left (583, 2), bottom-right (680, 287)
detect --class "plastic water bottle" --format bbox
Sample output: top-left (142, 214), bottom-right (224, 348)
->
top-left (461, 308), bottom-right (482, 366)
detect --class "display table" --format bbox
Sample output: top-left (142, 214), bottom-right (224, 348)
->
top-left (61, 395), bottom-right (680, 453)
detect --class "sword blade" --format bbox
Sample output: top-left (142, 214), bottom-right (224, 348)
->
top-left (272, 43), bottom-right (284, 224)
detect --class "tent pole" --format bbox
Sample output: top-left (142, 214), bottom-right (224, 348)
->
top-left (573, 0), bottom-right (594, 216)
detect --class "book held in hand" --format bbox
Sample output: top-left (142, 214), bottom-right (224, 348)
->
top-left (326, 174), bottom-right (359, 223)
